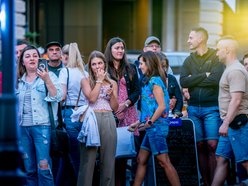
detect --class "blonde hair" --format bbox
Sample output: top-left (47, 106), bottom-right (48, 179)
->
top-left (62, 44), bottom-right (69, 55)
top-left (64, 43), bottom-right (85, 75)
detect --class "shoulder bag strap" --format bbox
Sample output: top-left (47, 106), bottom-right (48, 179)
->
top-left (75, 88), bottom-right (82, 108)
top-left (45, 86), bottom-right (56, 130)
top-left (57, 67), bottom-right (70, 128)
top-left (57, 102), bottom-right (64, 128)
top-left (65, 67), bottom-right (81, 108)
top-left (65, 67), bottom-right (69, 105)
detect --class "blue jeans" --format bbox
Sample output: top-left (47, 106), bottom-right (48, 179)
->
top-left (56, 108), bottom-right (81, 184)
top-left (187, 106), bottom-right (221, 142)
top-left (20, 125), bottom-right (54, 186)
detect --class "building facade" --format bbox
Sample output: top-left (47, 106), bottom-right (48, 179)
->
top-left (2, 0), bottom-right (248, 60)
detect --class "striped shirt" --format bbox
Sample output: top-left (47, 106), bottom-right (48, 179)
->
top-left (22, 83), bottom-right (34, 126)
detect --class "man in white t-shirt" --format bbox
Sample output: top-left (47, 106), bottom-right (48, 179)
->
top-left (212, 36), bottom-right (248, 186)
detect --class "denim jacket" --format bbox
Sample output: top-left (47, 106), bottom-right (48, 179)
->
top-left (16, 72), bottom-right (63, 126)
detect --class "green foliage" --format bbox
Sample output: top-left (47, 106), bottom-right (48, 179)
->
top-left (24, 31), bottom-right (40, 46)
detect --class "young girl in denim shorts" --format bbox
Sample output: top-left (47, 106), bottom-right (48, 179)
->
top-left (131, 51), bottom-right (180, 186)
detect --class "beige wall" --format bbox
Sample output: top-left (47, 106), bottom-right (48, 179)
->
top-left (223, 1), bottom-right (248, 56)
top-left (199, 0), bottom-right (223, 48)
top-left (134, 0), bottom-right (150, 50)
top-left (15, 0), bottom-right (26, 39)
top-left (40, 0), bottom-right (248, 57)
top-left (177, 0), bottom-right (199, 51)
top-left (63, 0), bottom-right (151, 56)
top-left (64, 0), bottom-right (102, 59)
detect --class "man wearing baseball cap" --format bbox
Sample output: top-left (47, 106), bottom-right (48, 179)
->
top-left (46, 41), bottom-right (63, 77)
top-left (143, 36), bottom-right (161, 53)
top-left (142, 36), bottom-right (173, 75)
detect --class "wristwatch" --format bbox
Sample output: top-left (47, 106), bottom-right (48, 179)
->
top-left (125, 102), bottom-right (129, 108)
top-left (147, 120), bottom-right (153, 126)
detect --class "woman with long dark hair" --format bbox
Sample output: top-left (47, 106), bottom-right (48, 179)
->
top-left (104, 37), bottom-right (140, 186)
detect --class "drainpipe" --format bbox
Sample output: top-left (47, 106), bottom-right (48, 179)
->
top-left (0, 0), bottom-right (25, 185)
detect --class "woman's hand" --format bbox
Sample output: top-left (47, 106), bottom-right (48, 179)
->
top-left (109, 81), bottom-right (119, 112)
top-left (115, 103), bottom-right (126, 114)
top-left (115, 99), bottom-right (131, 121)
top-left (37, 67), bottom-right (50, 83)
top-left (138, 121), bottom-right (151, 131)
top-left (37, 67), bottom-right (57, 97)
top-left (106, 84), bottom-right (113, 97)
top-left (115, 106), bottom-right (125, 121)
top-left (128, 120), bottom-right (140, 132)
top-left (96, 69), bottom-right (106, 82)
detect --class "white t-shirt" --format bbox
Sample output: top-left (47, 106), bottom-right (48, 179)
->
top-left (59, 67), bottom-right (89, 106)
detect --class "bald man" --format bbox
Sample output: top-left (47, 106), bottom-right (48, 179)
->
top-left (180, 27), bottom-right (224, 186)
top-left (211, 37), bottom-right (248, 186)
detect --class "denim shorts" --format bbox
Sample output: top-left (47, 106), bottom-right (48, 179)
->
top-left (216, 122), bottom-right (248, 163)
top-left (188, 106), bottom-right (221, 142)
top-left (141, 122), bottom-right (169, 155)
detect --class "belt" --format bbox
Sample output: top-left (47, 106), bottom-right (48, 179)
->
top-left (62, 105), bottom-right (77, 109)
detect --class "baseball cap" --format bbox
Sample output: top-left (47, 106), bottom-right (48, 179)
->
top-left (144, 36), bottom-right (160, 46)
top-left (45, 41), bottom-right (62, 50)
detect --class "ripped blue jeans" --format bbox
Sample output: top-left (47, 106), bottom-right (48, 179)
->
top-left (20, 125), bottom-right (54, 186)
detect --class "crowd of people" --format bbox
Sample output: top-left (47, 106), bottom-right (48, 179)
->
top-left (0, 26), bottom-right (248, 186)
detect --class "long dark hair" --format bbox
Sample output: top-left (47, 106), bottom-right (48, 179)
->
top-left (104, 37), bottom-right (133, 81)
top-left (156, 52), bottom-right (169, 77)
top-left (16, 45), bottom-right (41, 87)
top-left (139, 51), bottom-right (167, 85)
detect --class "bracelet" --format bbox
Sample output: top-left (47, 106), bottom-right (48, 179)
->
top-left (96, 80), bottom-right (103, 84)
top-left (147, 120), bottom-right (153, 126)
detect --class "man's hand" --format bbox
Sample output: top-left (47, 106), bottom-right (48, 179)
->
top-left (219, 123), bottom-right (229, 136)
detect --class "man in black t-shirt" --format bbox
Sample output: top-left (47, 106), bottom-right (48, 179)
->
top-left (45, 41), bottom-right (63, 77)
top-left (180, 27), bottom-right (224, 186)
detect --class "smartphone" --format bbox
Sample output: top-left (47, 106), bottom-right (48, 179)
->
top-left (38, 58), bottom-right (48, 71)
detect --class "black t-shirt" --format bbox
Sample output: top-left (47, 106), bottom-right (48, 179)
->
top-left (48, 61), bottom-right (63, 77)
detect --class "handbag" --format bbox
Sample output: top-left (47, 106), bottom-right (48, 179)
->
top-left (46, 86), bottom-right (70, 157)
top-left (229, 114), bottom-right (248, 130)
top-left (115, 126), bottom-right (136, 158)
